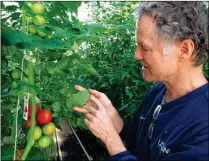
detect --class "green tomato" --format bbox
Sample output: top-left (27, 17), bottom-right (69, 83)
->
top-left (23, 77), bottom-right (29, 83)
top-left (37, 135), bottom-right (51, 148)
top-left (34, 126), bottom-right (42, 140)
top-left (25, 16), bottom-right (33, 24)
top-left (47, 35), bottom-right (52, 39)
top-left (37, 30), bottom-right (47, 38)
top-left (28, 25), bottom-right (37, 34)
top-left (11, 81), bottom-right (18, 88)
top-left (42, 122), bottom-right (56, 135)
top-left (31, 3), bottom-right (45, 15)
top-left (33, 15), bottom-right (46, 26)
top-left (11, 70), bottom-right (21, 79)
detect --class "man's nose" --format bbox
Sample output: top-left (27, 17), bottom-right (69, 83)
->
top-left (134, 46), bottom-right (143, 60)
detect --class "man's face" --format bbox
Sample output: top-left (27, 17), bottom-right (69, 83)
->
top-left (135, 15), bottom-right (179, 82)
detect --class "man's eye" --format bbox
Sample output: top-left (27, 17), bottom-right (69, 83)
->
top-left (142, 46), bottom-right (149, 52)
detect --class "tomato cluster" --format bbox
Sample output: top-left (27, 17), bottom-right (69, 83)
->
top-left (24, 104), bottom-right (56, 149)
top-left (26, 3), bottom-right (49, 38)
top-left (9, 68), bottom-right (30, 103)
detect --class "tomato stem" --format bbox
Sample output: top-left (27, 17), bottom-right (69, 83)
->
top-left (20, 6), bottom-right (36, 161)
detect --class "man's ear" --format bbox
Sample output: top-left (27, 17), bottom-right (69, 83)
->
top-left (179, 39), bottom-right (195, 59)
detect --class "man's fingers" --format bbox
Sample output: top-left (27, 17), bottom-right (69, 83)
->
top-left (85, 113), bottom-right (94, 121)
top-left (89, 95), bottom-right (103, 109)
top-left (84, 118), bottom-right (90, 127)
top-left (72, 107), bottom-right (88, 113)
top-left (74, 85), bottom-right (86, 91)
top-left (88, 89), bottom-right (101, 98)
top-left (87, 106), bottom-right (97, 115)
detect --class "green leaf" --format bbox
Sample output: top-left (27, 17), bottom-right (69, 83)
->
top-left (1, 125), bottom-right (12, 139)
top-left (1, 23), bottom-right (38, 46)
top-left (76, 116), bottom-right (87, 129)
top-left (18, 38), bottom-right (66, 50)
top-left (1, 144), bottom-right (14, 160)
top-left (87, 23), bottom-right (107, 33)
top-left (41, 50), bottom-right (63, 61)
top-left (1, 23), bottom-right (68, 49)
top-left (66, 90), bottom-right (90, 107)
top-left (46, 57), bottom-right (69, 74)
top-left (53, 27), bottom-right (81, 39)
top-left (52, 102), bottom-right (61, 113)
top-left (11, 46), bottom-right (24, 63)
top-left (61, 2), bottom-right (81, 13)
top-left (5, 5), bottom-right (18, 12)
top-left (76, 61), bottom-right (99, 75)
top-left (27, 147), bottom-right (44, 160)
top-left (52, 117), bottom-right (62, 130)
top-left (10, 12), bottom-right (21, 21)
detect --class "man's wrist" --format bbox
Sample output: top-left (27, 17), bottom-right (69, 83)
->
top-left (104, 131), bottom-right (126, 156)
top-left (108, 107), bottom-right (124, 133)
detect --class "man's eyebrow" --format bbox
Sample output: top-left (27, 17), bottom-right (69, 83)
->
top-left (136, 38), bottom-right (145, 46)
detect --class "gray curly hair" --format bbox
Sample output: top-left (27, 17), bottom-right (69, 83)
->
top-left (135, 2), bottom-right (208, 66)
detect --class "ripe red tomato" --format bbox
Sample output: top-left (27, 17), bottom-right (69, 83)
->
top-left (36, 110), bottom-right (52, 125)
top-left (24, 119), bottom-right (37, 128)
top-left (24, 104), bottom-right (40, 119)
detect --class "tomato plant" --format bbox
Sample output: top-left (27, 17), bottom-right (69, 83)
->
top-left (36, 110), bottom-right (52, 125)
top-left (1, 1), bottom-right (121, 160)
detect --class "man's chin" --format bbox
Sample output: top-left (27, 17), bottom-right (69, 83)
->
top-left (142, 75), bottom-right (156, 82)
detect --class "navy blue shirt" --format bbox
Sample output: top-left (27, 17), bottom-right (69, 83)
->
top-left (105, 82), bottom-right (208, 161)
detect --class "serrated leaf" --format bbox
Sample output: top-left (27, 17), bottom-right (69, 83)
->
top-left (10, 12), bottom-right (21, 21)
top-left (76, 61), bottom-right (99, 75)
top-left (52, 102), bottom-right (61, 113)
top-left (46, 57), bottom-right (69, 74)
top-left (66, 90), bottom-right (90, 107)
top-left (5, 5), bottom-right (18, 12)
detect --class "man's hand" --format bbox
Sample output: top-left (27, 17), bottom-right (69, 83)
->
top-left (71, 85), bottom-right (124, 133)
top-left (83, 95), bottom-right (126, 155)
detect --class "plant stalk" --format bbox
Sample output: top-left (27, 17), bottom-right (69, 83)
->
top-left (20, 6), bottom-right (36, 161)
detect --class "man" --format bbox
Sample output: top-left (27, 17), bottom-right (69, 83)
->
top-left (72, 2), bottom-right (208, 161)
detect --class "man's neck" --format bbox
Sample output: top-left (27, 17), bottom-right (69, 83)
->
top-left (162, 67), bottom-right (208, 102)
